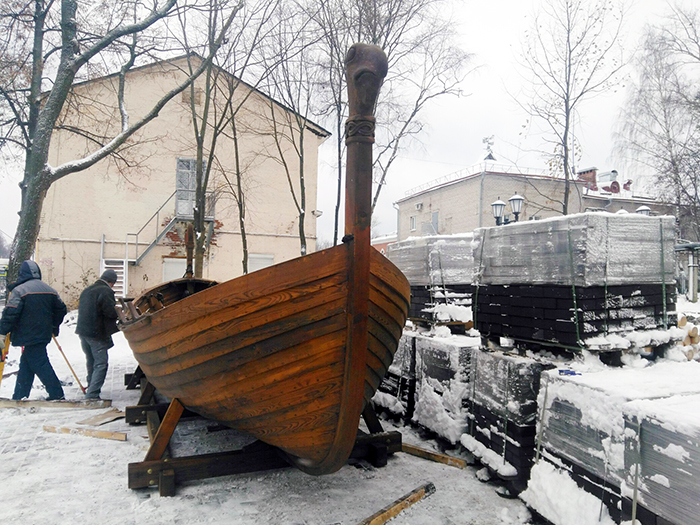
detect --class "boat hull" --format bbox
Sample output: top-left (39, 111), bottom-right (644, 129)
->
top-left (121, 243), bottom-right (409, 474)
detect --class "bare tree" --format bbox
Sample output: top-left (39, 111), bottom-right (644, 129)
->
top-left (519, 0), bottom-right (625, 214)
top-left (173, 0), bottom-right (286, 275)
top-left (617, 5), bottom-right (700, 241)
top-left (0, 0), bottom-right (241, 282)
top-left (262, 5), bottom-right (324, 256)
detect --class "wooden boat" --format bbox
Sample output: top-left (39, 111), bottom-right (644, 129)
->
top-left (119, 44), bottom-right (409, 475)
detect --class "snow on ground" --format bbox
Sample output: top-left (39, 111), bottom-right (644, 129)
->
top-left (0, 313), bottom-right (535, 525)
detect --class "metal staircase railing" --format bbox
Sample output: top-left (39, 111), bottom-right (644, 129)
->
top-left (125, 190), bottom-right (216, 266)
top-left (125, 191), bottom-right (179, 266)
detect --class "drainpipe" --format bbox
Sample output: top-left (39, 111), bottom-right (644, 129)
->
top-left (393, 203), bottom-right (400, 241)
top-left (688, 250), bottom-right (699, 303)
top-left (478, 169), bottom-right (485, 228)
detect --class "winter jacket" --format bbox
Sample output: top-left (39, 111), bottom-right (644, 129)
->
top-left (76, 279), bottom-right (119, 346)
top-left (0, 261), bottom-right (67, 346)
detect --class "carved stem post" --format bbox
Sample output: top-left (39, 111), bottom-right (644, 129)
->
top-left (342, 43), bottom-right (388, 430)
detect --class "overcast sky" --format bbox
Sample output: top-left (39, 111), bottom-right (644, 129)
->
top-left (316, 0), bottom-right (675, 241)
top-left (0, 0), bottom-right (679, 248)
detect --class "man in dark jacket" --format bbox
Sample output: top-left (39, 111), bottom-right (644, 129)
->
top-left (0, 260), bottom-right (67, 400)
top-left (76, 269), bottom-right (119, 400)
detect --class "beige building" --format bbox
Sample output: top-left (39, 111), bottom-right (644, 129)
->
top-left (395, 163), bottom-right (670, 242)
top-left (37, 56), bottom-right (329, 306)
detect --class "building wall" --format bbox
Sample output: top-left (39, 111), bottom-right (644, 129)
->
top-left (397, 172), bottom-right (591, 241)
top-left (38, 57), bottom-right (327, 306)
top-left (396, 171), bottom-right (670, 242)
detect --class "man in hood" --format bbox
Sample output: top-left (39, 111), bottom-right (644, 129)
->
top-left (0, 260), bottom-right (68, 400)
top-left (76, 269), bottom-right (119, 400)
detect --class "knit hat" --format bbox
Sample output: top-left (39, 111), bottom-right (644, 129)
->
top-left (100, 269), bottom-right (118, 284)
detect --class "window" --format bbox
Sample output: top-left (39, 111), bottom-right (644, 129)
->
top-left (163, 257), bottom-right (187, 282)
top-left (249, 254), bottom-right (274, 273)
top-left (409, 216), bottom-right (416, 231)
top-left (431, 211), bottom-right (439, 234)
top-left (176, 158), bottom-right (215, 219)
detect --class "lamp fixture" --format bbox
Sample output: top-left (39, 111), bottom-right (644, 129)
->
top-left (491, 193), bottom-right (525, 225)
top-left (491, 198), bottom-right (506, 225)
top-left (509, 193), bottom-right (525, 222)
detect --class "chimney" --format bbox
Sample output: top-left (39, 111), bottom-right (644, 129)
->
top-left (577, 167), bottom-right (598, 191)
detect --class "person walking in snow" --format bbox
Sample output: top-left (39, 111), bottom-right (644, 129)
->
top-left (76, 269), bottom-right (119, 400)
top-left (0, 260), bottom-right (67, 400)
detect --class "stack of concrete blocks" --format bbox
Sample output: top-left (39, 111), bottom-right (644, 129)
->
top-left (472, 213), bottom-right (677, 350)
top-left (387, 235), bottom-right (475, 326)
top-left (376, 332), bottom-right (546, 494)
top-left (374, 335), bottom-right (417, 418)
top-left (461, 348), bottom-right (546, 492)
top-left (531, 362), bottom-right (700, 524)
top-left (374, 331), bottom-right (478, 444)
top-left (622, 394), bottom-right (700, 524)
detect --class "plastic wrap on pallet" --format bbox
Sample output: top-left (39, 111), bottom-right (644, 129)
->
top-left (622, 394), bottom-right (700, 525)
top-left (415, 335), bottom-right (474, 388)
top-left (472, 349), bottom-right (543, 425)
top-left (539, 361), bottom-right (700, 486)
top-left (409, 333), bottom-right (480, 442)
top-left (472, 213), bottom-right (676, 286)
top-left (376, 333), bottom-right (417, 416)
top-left (387, 333), bottom-right (415, 379)
top-left (387, 234), bottom-right (475, 286)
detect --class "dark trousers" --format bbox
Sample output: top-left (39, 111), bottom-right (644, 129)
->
top-left (80, 336), bottom-right (110, 399)
top-left (12, 343), bottom-right (65, 400)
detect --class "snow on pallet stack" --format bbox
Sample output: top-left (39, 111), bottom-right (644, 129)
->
top-left (374, 330), bottom-right (478, 440)
top-left (523, 361), bottom-right (700, 525)
top-left (472, 213), bottom-right (677, 352)
top-left (386, 235), bottom-right (474, 329)
top-left (376, 212), bottom-right (700, 523)
top-left (460, 348), bottom-right (545, 494)
top-left (373, 329), bottom-right (545, 494)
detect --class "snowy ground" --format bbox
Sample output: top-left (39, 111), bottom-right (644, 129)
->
top-left (0, 312), bottom-right (535, 525)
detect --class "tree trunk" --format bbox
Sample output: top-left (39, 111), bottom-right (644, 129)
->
top-left (10, 170), bottom-right (51, 281)
top-left (298, 129), bottom-right (307, 256)
top-left (333, 106), bottom-right (343, 246)
top-left (232, 119), bottom-right (248, 274)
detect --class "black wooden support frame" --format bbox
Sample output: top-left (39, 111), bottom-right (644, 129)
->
top-left (126, 390), bottom-right (401, 497)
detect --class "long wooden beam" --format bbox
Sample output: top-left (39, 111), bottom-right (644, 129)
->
top-left (0, 398), bottom-right (111, 409)
top-left (43, 425), bottom-right (127, 441)
top-left (357, 482), bottom-right (436, 525)
top-left (401, 443), bottom-right (468, 469)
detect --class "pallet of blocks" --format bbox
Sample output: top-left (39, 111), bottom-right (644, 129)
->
top-left (387, 235), bottom-right (474, 326)
top-left (471, 212), bottom-right (679, 352)
top-left (410, 333), bottom-right (478, 444)
top-left (622, 394), bottom-right (700, 524)
top-left (474, 283), bottom-right (676, 350)
top-left (522, 360), bottom-right (700, 524)
top-left (460, 348), bottom-right (546, 493)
